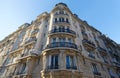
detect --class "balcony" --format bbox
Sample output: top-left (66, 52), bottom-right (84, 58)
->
top-left (97, 47), bottom-right (107, 55)
top-left (82, 31), bottom-right (87, 36)
top-left (93, 71), bottom-right (101, 76)
top-left (66, 66), bottom-right (77, 70)
top-left (113, 51), bottom-right (118, 56)
top-left (82, 39), bottom-right (96, 51)
top-left (88, 53), bottom-right (95, 59)
top-left (18, 49), bottom-right (38, 60)
top-left (46, 42), bottom-right (78, 50)
top-left (25, 37), bottom-right (37, 44)
top-left (49, 28), bottom-right (76, 37)
top-left (47, 65), bottom-right (59, 69)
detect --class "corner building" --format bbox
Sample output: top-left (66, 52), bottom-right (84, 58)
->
top-left (0, 3), bottom-right (120, 78)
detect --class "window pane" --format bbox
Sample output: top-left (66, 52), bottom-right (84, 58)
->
top-left (51, 55), bottom-right (58, 69)
top-left (92, 64), bottom-right (98, 72)
top-left (70, 56), bottom-right (74, 66)
top-left (51, 56), bottom-right (54, 66)
top-left (55, 55), bottom-right (58, 66)
top-left (66, 56), bottom-right (70, 67)
top-left (52, 38), bottom-right (56, 43)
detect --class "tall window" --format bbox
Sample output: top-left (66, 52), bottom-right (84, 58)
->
top-left (117, 71), bottom-right (120, 78)
top-left (61, 38), bottom-right (66, 42)
top-left (21, 63), bottom-right (27, 74)
top-left (62, 18), bottom-right (64, 22)
top-left (92, 63), bottom-right (101, 76)
top-left (52, 38), bottom-right (56, 43)
top-left (59, 38), bottom-right (62, 42)
top-left (4, 57), bottom-right (12, 65)
top-left (59, 18), bottom-right (62, 22)
top-left (102, 56), bottom-right (108, 63)
top-left (92, 63), bottom-right (98, 73)
top-left (66, 55), bottom-right (77, 69)
top-left (0, 68), bottom-right (5, 76)
top-left (55, 18), bottom-right (57, 22)
top-left (50, 55), bottom-right (58, 69)
top-left (68, 38), bottom-right (72, 43)
top-left (66, 18), bottom-right (69, 23)
top-left (59, 38), bottom-right (66, 42)
top-left (108, 68), bottom-right (115, 78)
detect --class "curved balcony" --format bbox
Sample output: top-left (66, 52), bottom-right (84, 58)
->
top-left (41, 69), bottom-right (83, 78)
top-left (82, 39), bottom-right (96, 51)
top-left (97, 47), bottom-right (107, 55)
top-left (66, 66), bottom-right (77, 70)
top-left (45, 42), bottom-right (78, 50)
top-left (48, 28), bottom-right (76, 37)
top-left (93, 71), bottom-right (101, 76)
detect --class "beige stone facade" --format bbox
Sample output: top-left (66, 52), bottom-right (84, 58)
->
top-left (0, 2), bottom-right (120, 78)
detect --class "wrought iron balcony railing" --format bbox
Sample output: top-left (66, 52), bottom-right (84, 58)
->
top-left (81, 31), bottom-right (87, 36)
top-left (82, 39), bottom-right (95, 47)
top-left (46, 42), bottom-right (78, 49)
top-left (47, 65), bottom-right (59, 69)
top-left (31, 29), bottom-right (39, 34)
top-left (88, 54), bottom-right (95, 59)
top-left (93, 71), bottom-right (101, 76)
top-left (97, 47), bottom-right (107, 54)
top-left (49, 28), bottom-right (76, 36)
top-left (82, 39), bottom-right (96, 51)
top-left (66, 66), bottom-right (77, 70)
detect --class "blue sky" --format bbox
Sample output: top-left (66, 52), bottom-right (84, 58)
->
top-left (0, 0), bottom-right (120, 43)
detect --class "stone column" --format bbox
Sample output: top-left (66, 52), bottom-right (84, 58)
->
top-left (59, 50), bottom-right (65, 69)
top-left (69, 13), bottom-right (74, 30)
top-left (42, 54), bottom-right (47, 70)
top-left (26, 57), bottom-right (36, 78)
top-left (76, 55), bottom-right (81, 71)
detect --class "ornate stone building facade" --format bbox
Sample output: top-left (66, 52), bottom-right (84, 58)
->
top-left (0, 2), bottom-right (120, 78)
